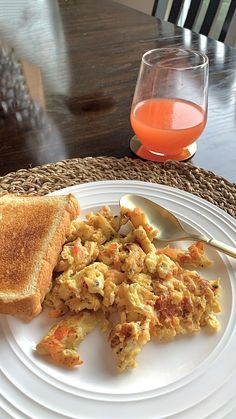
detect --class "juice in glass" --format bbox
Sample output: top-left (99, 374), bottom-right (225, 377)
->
top-left (130, 98), bottom-right (206, 155)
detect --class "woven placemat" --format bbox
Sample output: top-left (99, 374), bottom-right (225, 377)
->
top-left (0, 156), bottom-right (235, 218)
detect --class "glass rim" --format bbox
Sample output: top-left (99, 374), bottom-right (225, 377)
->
top-left (142, 48), bottom-right (209, 70)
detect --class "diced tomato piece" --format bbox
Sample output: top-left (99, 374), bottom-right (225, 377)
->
top-left (54, 325), bottom-right (68, 340)
top-left (48, 309), bottom-right (62, 318)
top-left (72, 245), bottom-right (79, 256)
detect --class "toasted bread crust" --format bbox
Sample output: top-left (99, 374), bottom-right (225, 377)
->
top-left (0, 193), bottom-right (79, 320)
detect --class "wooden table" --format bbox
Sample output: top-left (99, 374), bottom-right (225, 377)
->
top-left (0, 0), bottom-right (235, 182)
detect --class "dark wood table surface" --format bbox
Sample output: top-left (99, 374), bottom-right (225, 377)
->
top-left (0, 0), bottom-right (235, 182)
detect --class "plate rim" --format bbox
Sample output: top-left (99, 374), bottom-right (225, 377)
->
top-left (49, 179), bottom-right (236, 227)
top-left (1, 179), bottom-right (236, 419)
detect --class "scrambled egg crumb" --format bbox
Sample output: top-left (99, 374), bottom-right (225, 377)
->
top-left (38, 205), bottom-right (221, 372)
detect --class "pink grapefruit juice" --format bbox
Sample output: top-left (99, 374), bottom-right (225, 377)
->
top-left (130, 98), bottom-right (206, 154)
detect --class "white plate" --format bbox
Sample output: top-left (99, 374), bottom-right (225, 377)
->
top-left (1, 180), bottom-right (236, 419)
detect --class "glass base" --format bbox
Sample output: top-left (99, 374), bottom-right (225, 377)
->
top-left (129, 136), bottom-right (197, 162)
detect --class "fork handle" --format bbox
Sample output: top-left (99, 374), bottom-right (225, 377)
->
top-left (202, 237), bottom-right (236, 259)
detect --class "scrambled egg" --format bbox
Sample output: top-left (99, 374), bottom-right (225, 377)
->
top-left (36, 311), bottom-right (100, 367)
top-left (37, 205), bottom-right (221, 372)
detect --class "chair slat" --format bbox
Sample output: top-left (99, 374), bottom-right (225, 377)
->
top-left (208, 0), bottom-right (231, 42)
top-left (192, 0), bottom-right (211, 34)
top-left (200, 0), bottom-right (221, 36)
top-left (219, 0), bottom-right (236, 41)
top-left (168, 0), bottom-right (184, 24)
top-left (225, 7), bottom-right (236, 45)
top-left (152, 0), bottom-right (174, 20)
top-left (184, 0), bottom-right (202, 30)
top-left (152, 0), bottom-right (159, 17)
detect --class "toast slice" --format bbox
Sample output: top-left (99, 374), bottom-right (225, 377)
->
top-left (0, 193), bottom-right (79, 320)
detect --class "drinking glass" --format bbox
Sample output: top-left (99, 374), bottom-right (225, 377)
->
top-left (130, 48), bottom-right (209, 161)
